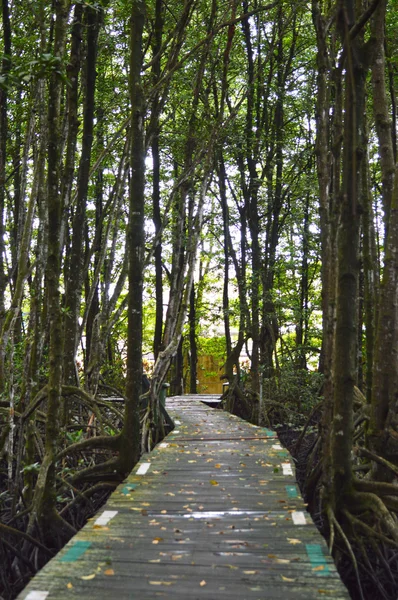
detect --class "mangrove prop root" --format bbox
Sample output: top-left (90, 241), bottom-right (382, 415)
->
top-left (0, 522), bottom-right (54, 557)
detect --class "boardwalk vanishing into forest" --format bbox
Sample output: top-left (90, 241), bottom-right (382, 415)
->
top-left (18, 396), bottom-right (350, 600)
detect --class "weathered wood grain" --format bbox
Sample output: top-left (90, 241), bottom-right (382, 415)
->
top-left (18, 395), bottom-right (350, 599)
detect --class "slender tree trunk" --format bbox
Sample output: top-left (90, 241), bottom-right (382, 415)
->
top-left (29, 0), bottom-right (70, 537)
top-left (331, 1), bottom-right (367, 508)
top-left (63, 6), bottom-right (101, 387)
top-left (189, 284), bottom-right (198, 393)
top-left (152, 0), bottom-right (164, 361)
top-left (371, 0), bottom-right (395, 234)
top-left (0, 0), bottom-right (11, 393)
top-left (296, 192), bottom-right (310, 370)
top-left (362, 148), bottom-right (379, 403)
top-left (60, 2), bottom-right (83, 256)
top-left (312, 0), bottom-right (341, 503)
top-left (120, 0), bottom-right (146, 475)
top-left (219, 156), bottom-right (232, 363)
top-left (241, 1), bottom-right (261, 394)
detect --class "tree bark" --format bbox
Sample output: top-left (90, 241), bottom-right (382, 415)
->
top-left (63, 5), bottom-right (101, 387)
top-left (121, 0), bottom-right (146, 475)
top-left (0, 0), bottom-right (12, 393)
top-left (331, 0), bottom-right (367, 508)
top-left (29, 0), bottom-right (70, 536)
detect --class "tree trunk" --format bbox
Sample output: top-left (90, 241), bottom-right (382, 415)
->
top-left (371, 0), bottom-right (395, 235)
top-left (29, 0), bottom-right (70, 537)
top-left (189, 284), bottom-right (198, 393)
top-left (152, 0), bottom-right (164, 361)
top-left (63, 5), bottom-right (101, 387)
top-left (0, 0), bottom-right (11, 393)
top-left (120, 0), bottom-right (146, 475)
top-left (331, 1), bottom-right (367, 508)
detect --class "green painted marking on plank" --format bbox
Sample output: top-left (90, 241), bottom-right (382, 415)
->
top-left (305, 544), bottom-right (330, 576)
top-left (264, 429), bottom-right (275, 437)
top-left (59, 541), bottom-right (92, 563)
top-left (286, 485), bottom-right (298, 498)
top-left (121, 484), bottom-right (137, 495)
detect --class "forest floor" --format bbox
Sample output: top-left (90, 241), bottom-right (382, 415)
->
top-left (0, 473), bottom-right (114, 600)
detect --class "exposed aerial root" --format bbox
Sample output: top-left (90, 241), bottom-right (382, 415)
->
top-left (328, 506), bottom-right (365, 600)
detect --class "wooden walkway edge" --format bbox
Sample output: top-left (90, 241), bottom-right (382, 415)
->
top-left (18, 395), bottom-right (350, 600)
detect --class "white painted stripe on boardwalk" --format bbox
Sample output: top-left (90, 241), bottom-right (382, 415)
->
top-left (282, 462), bottom-right (293, 475)
top-left (94, 510), bottom-right (118, 526)
top-left (136, 462), bottom-right (151, 475)
top-left (272, 444), bottom-right (283, 450)
top-left (25, 592), bottom-right (49, 600)
top-left (292, 511), bottom-right (307, 525)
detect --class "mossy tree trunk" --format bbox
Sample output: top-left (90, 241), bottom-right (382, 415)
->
top-left (63, 5), bottom-right (101, 388)
top-left (0, 0), bottom-right (11, 395)
top-left (120, 0), bottom-right (146, 475)
top-left (312, 0), bottom-right (343, 501)
top-left (331, 0), bottom-right (369, 510)
top-left (29, 0), bottom-right (71, 538)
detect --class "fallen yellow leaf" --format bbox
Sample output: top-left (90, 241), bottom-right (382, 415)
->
top-left (149, 581), bottom-right (174, 586)
top-left (243, 571), bottom-right (257, 575)
top-left (313, 565), bottom-right (325, 572)
top-left (81, 573), bottom-right (96, 580)
top-left (104, 569), bottom-right (115, 576)
top-left (281, 575), bottom-right (296, 582)
top-left (67, 583), bottom-right (73, 589)
top-left (287, 538), bottom-right (302, 545)
top-left (200, 580), bottom-right (206, 586)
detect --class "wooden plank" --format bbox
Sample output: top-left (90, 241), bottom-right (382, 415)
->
top-left (18, 395), bottom-right (349, 599)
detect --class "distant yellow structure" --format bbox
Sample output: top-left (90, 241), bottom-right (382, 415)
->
top-left (196, 353), bottom-right (224, 394)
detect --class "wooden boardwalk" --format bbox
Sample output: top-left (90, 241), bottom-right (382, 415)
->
top-left (19, 395), bottom-right (350, 600)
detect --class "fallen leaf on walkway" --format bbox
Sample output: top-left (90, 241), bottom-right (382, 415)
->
top-left (152, 537), bottom-right (164, 544)
top-left (210, 480), bottom-right (219, 485)
top-left (243, 570), bottom-right (258, 575)
top-left (149, 581), bottom-right (174, 586)
top-left (104, 569), bottom-right (115, 576)
top-left (281, 576), bottom-right (296, 582)
top-left (287, 538), bottom-right (302, 545)
top-left (67, 583), bottom-right (73, 589)
top-left (81, 573), bottom-right (96, 580)
top-left (200, 580), bottom-right (206, 586)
